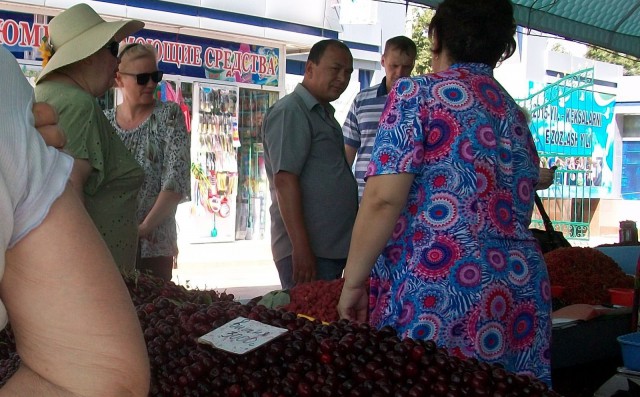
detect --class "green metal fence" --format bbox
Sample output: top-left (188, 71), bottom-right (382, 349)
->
top-left (516, 68), bottom-right (596, 241)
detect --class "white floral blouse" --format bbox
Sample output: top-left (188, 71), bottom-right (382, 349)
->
top-left (105, 101), bottom-right (191, 258)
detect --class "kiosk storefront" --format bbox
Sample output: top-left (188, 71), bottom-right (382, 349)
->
top-left (0, 7), bottom-right (285, 243)
top-left (121, 30), bottom-right (284, 243)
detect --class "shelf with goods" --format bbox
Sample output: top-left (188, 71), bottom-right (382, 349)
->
top-left (235, 88), bottom-right (279, 240)
top-left (189, 83), bottom-right (240, 242)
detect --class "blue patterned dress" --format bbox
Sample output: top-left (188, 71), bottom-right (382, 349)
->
top-left (367, 63), bottom-right (552, 384)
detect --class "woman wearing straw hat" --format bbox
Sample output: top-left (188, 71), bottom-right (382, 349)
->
top-left (106, 43), bottom-right (190, 282)
top-left (35, 3), bottom-right (145, 275)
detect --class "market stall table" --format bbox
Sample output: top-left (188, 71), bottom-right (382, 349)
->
top-left (551, 307), bottom-right (631, 369)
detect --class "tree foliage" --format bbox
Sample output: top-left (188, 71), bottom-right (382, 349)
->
top-left (409, 7), bottom-right (640, 77)
top-left (585, 46), bottom-right (640, 76)
top-left (409, 7), bottom-right (434, 76)
top-left (550, 43), bottom-right (569, 54)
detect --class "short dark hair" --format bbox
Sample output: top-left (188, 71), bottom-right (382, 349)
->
top-left (429, 0), bottom-right (516, 67)
top-left (307, 39), bottom-right (351, 64)
top-left (384, 36), bottom-right (417, 58)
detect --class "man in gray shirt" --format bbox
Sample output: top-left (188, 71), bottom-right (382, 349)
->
top-left (262, 39), bottom-right (358, 289)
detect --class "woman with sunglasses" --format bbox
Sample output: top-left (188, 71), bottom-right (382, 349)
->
top-left (35, 4), bottom-right (145, 275)
top-left (105, 43), bottom-right (190, 282)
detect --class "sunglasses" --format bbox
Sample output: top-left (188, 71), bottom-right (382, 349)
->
top-left (119, 71), bottom-right (164, 85)
top-left (118, 43), bottom-right (139, 59)
top-left (103, 41), bottom-right (119, 58)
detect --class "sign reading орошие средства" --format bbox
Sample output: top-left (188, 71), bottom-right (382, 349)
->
top-left (0, 10), bottom-right (280, 87)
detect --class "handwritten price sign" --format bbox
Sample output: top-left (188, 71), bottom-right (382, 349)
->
top-left (197, 317), bottom-right (288, 354)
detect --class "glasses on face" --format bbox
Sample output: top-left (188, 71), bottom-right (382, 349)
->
top-left (119, 71), bottom-right (164, 85)
top-left (103, 41), bottom-right (119, 58)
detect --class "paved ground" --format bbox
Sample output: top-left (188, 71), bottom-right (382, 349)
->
top-left (171, 237), bottom-right (282, 300)
top-left (169, 204), bottom-right (621, 302)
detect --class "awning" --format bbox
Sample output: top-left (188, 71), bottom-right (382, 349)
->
top-left (411, 0), bottom-right (640, 58)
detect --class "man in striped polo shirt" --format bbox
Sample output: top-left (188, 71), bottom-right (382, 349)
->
top-left (342, 36), bottom-right (417, 202)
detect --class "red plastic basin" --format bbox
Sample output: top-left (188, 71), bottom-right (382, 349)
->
top-left (608, 288), bottom-right (634, 307)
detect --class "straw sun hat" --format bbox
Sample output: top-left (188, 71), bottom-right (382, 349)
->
top-left (36, 3), bottom-right (144, 83)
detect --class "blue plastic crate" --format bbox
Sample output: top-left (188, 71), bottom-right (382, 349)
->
top-left (618, 332), bottom-right (640, 371)
top-left (595, 246), bottom-right (640, 276)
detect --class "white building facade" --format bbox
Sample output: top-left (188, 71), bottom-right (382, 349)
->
top-left (0, 0), bottom-right (409, 243)
top-left (1, 0), bottom-right (635, 243)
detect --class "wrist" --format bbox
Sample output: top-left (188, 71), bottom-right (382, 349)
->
top-left (138, 222), bottom-right (151, 237)
top-left (343, 276), bottom-right (368, 290)
top-left (291, 239), bottom-right (312, 255)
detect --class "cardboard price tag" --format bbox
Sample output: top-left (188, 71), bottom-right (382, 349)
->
top-left (197, 316), bottom-right (288, 354)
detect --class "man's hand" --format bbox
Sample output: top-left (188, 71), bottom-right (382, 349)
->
top-left (292, 245), bottom-right (316, 285)
top-left (273, 171), bottom-right (317, 285)
top-left (33, 102), bottom-right (66, 149)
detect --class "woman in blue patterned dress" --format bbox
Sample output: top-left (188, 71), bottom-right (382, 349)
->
top-left (337, 0), bottom-right (552, 385)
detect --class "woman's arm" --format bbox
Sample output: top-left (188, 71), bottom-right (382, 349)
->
top-left (67, 159), bottom-right (92, 203)
top-left (0, 186), bottom-right (150, 396)
top-left (32, 102), bottom-right (91, 204)
top-left (138, 190), bottom-right (183, 237)
top-left (33, 102), bottom-right (66, 149)
top-left (139, 104), bottom-right (190, 237)
top-left (338, 173), bottom-right (413, 321)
